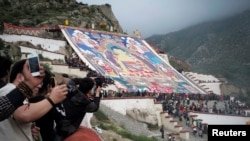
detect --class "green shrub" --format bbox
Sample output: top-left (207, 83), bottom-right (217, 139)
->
top-left (42, 63), bottom-right (53, 72)
top-left (11, 10), bottom-right (21, 17)
top-left (94, 110), bottom-right (109, 121)
top-left (99, 123), bottom-right (108, 130)
top-left (23, 9), bottom-right (31, 15)
top-left (3, 0), bottom-right (11, 5)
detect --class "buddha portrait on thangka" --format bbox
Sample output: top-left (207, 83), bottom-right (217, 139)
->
top-left (104, 44), bottom-right (155, 77)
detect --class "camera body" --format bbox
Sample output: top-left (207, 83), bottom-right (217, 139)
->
top-left (94, 77), bottom-right (105, 87)
top-left (87, 71), bottom-right (106, 87)
top-left (67, 83), bottom-right (79, 97)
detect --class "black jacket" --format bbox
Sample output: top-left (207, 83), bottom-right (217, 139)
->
top-left (29, 84), bottom-right (101, 141)
top-left (55, 88), bottom-right (101, 139)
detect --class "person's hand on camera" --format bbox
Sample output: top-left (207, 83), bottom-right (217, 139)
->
top-left (48, 84), bottom-right (68, 104)
top-left (22, 61), bottom-right (45, 90)
top-left (95, 86), bottom-right (102, 97)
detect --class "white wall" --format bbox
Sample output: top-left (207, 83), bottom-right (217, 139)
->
top-left (184, 72), bottom-right (219, 82)
top-left (190, 112), bottom-right (250, 125)
top-left (200, 82), bottom-right (221, 95)
top-left (0, 34), bottom-right (66, 52)
top-left (20, 46), bottom-right (65, 61)
top-left (183, 71), bottom-right (222, 95)
top-left (41, 61), bottom-right (87, 78)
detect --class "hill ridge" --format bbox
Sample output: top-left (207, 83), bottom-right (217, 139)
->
top-left (146, 9), bottom-right (250, 105)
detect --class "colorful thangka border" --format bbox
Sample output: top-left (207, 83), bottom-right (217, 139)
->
top-left (60, 26), bottom-right (203, 94)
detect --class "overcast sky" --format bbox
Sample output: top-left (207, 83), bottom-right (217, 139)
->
top-left (77, 0), bottom-right (250, 38)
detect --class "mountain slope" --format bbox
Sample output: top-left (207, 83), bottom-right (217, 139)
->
top-left (0, 0), bottom-right (123, 32)
top-left (146, 10), bottom-right (250, 97)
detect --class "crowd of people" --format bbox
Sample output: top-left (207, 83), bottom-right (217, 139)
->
top-left (98, 89), bottom-right (249, 139)
top-left (157, 92), bottom-right (249, 139)
top-left (65, 53), bottom-right (89, 71)
top-left (62, 50), bottom-right (250, 139)
top-left (65, 52), bottom-right (115, 87)
top-left (0, 55), bottom-right (102, 141)
top-left (1, 52), bottom-right (249, 140)
top-left (158, 92), bottom-right (249, 116)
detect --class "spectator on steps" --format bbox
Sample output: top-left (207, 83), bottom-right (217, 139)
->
top-left (192, 126), bottom-right (197, 137)
top-left (160, 125), bottom-right (164, 138)
top-left (198, 127), bottom-right (203, 138)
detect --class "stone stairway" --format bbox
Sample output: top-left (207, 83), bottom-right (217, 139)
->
top-left (176, 117), bottom-right (208, 141)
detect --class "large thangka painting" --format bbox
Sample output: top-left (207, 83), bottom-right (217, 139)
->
top-left (60, 26), bottom-right (203, 94)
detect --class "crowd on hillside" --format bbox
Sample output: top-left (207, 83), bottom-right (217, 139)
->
top-left (102, 90), bottom-right (249, 117)
top-left (157, 92), bottom-right (249, 138)
top-left (63, 51), bottom-right (250, 139)
top-left (65, 51), bottom-right (250, 117)
top-left (157, 92), bottom-right (249, 116)
top-left (1, 49), bottom-right (249, 141)
top-left (99, 90), bottom-right (250, 139)
top-left (65, 52), bottom-right (115, 87)
top-left (64, 52), bottom-right (91, 71)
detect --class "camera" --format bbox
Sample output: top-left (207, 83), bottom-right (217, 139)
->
top-left (94, 77), bottom-right (105, 87)
top-left (67, 84), bottom-right (78, 94)
top-left (87, 71), bottom-right (106, 87)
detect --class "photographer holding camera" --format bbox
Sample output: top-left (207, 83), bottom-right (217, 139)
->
top-left (55, 76), bottom-right (102, 140)
top-left (26, 71), bottom-right (102, 141)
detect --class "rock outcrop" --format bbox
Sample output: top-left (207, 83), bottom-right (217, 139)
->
top-left (1, 0), bottom-right (123, 34)
top-left (126, 108), bottom-right (158, 125)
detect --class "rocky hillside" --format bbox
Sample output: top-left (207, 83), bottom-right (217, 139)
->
top-left (146, 9), bottom-right (250, 103)
top-left (0, 0), bottom-right (123, 32)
